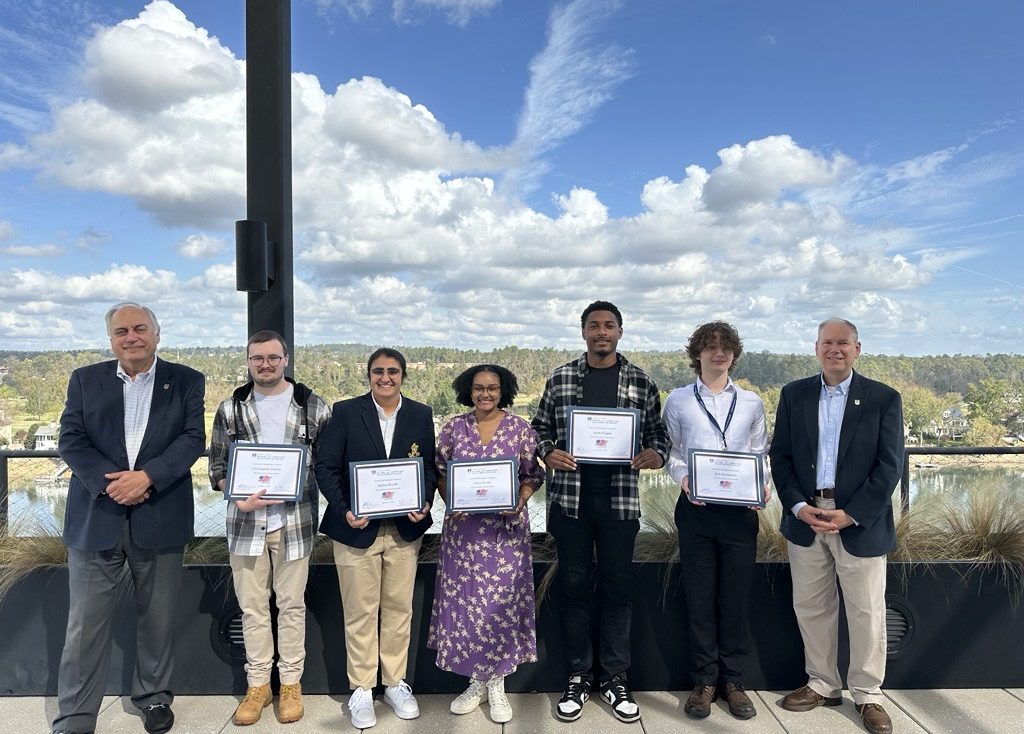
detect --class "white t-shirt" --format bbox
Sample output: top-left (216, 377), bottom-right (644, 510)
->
top-left (253, 384), bottom-right (294, 533)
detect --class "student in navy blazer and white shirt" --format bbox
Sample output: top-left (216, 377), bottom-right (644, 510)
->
top-left (314, 347), bottom-right (436, 730)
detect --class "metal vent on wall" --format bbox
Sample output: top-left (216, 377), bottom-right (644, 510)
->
top-left (211, 609), bottom-right (247, 663)
top-left (885, 598), bottom-right (915, 658)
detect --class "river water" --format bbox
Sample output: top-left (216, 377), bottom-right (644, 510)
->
top-left (9, 458), bottom-right (1024, 538)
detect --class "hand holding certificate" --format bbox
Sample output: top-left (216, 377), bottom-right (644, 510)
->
top-left (687, 448), bottom-right (766, 508)
top-left (445, 458), bottom-right (518, 514)
top-left (566, 407), bottom-right (641, 464)
top-left (349, 457), bottom-right (426, 520)
top-left (224, 443), bottom-right (308, 501)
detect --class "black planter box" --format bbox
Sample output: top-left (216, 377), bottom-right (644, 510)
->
top-left (0, 561), bottom-right (1019, 695)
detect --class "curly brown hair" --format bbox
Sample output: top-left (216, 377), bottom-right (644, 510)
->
top-left (686, 321), bottom-right (743, 376)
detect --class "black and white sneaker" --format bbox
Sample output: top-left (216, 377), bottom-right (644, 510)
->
top-left (600, 674), bottom-right (640, 723)
top-left (556, 675), bottom-right (591, 721)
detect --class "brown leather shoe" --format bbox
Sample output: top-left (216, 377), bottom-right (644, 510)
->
top-left (278, 682), bottom-right (304, 723)
top-left (857, 703), bottom-right (892, 734)
top-left (684, 684), bottom-right (717, 718)
top-left (780, 685), bottom-right (843, 711)
top-left (233, 683), bottom-right (272, 726)
top-left (722, 682), bottom-right (756, 719)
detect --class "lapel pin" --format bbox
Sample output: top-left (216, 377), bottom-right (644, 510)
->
top-left (164, 384), bottom-right (170, 390)
top-left (854, 399), bottom-right (860, 406)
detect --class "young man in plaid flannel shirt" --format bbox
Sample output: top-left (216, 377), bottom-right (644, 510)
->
top-left (209, 330), bottom-right (331, 726)
top-left (531, 301), bottom-right (671, 724)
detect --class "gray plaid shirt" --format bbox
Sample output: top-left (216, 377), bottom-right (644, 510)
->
top-left (209, 381), bottom-right (331, 560)
top-left (531, 353), bottom-right (671, 520)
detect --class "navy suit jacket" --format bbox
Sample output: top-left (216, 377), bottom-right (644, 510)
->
top-left (769, 371), bottom-right (904, 557)
top-left (314, 392), bottom-right (436, 548)
top-left (58, 358), bottom-right (206, 552)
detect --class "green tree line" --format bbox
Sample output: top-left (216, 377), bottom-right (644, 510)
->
top-left (3, 347), bottom-right (1024, 445)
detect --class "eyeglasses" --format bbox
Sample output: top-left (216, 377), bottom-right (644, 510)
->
top-left (471, 385), bottom-right (500, 395)
top-left (370, 367), bottom-right (402, 377)
top-left (248, 355), bottom-right (284, 365)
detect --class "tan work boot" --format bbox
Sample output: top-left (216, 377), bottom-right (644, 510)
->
top-left (278, 682), bottom-right (304, 723)
top-left (233, 683), bottom-right (272, 726)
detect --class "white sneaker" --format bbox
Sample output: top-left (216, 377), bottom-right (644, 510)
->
top-left (450, 678), bottom-right (486, 714)
top-left (347, 687), bottom-right (376, 729)
top-left (487, 677), bottom-right (513, 723)
top-left (383, 679), bottom-right (420, 719)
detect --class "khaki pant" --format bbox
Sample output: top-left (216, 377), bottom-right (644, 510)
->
top-left (229, 530), bottom-right (310, 686)
top-left (788, 534), bottom-right (887, 705)
top-left (334, 523), bottom-right (422, 689)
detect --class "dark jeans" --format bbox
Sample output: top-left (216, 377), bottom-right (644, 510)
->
top-left (677, 505), bottom-right (757, 685)
top-left (52, 522), bottom-right (183, 733)
top-left (549, 498), bottom-right (640, 684)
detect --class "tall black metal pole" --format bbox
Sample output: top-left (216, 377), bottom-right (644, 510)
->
top-left (245, 0), bottom-right (294, 375)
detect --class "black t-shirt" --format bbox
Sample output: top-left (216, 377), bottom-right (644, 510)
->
top-left (579, 363), bottom-right (620, 498)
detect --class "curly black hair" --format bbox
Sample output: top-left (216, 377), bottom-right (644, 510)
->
top-left (452, 364), bottom-right (519, 409)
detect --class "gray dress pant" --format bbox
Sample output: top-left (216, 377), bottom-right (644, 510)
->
top-left (52, 521), bottom-right (183, 733)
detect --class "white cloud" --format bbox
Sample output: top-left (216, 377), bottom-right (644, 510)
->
top-left (315, 0), bottom-right (499, 26)
top-left (175, 233), bottom-right (226, 259)
top-left (1, 244), bottom-right (64, 257)
top-left (0, 1), bottom-right (1016, 355)
top-left (84, 1), bottom-right (242, 115)
top-left (503, 0), bottom-right (634, 197)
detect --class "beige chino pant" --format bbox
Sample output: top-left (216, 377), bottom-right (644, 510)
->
top-left (788, 533), bottom-right (888, 706)
top-left (334, 522), bottom-right (422, 690)
top-left (229, 529), bottom-right (310, 686)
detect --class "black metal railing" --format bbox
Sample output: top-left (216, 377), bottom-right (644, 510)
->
top-left (4, 445), bottom-right (1024, 537)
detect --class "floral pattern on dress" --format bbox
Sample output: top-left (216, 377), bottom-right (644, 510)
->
top-left (427, 411), bottom-right (544, 679)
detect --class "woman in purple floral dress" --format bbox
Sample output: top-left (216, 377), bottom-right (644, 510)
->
top-left (428, 364), bottom-right (544, 723)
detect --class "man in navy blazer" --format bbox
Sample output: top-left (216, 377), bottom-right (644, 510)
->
top-left (769, 318), bottom-right (903, 734)
top-left (52, 303), bottom-right (205, 734)
top-left (314, 347), bottom-right (435, 729)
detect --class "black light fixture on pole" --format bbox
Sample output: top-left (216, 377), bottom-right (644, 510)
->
top-left (237, 0), bottom-right (294, 376)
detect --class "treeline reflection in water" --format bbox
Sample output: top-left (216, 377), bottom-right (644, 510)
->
top-left (8, 458), bottom-right (1024, 539)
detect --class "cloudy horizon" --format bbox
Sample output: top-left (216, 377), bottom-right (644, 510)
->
top-left (0, 0), bottom-right (1021, 356)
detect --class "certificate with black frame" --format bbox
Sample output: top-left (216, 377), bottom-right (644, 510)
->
top-left (687, 448), bottom-right (766, 508)
top-left (349, 457), bottom-right (426, 520)
top-left (446, 458), bottom-right (518, 514)
top-left (566, 406), bottom-right (641, 464)
top-left (225, 443), bottom-right (308, 501)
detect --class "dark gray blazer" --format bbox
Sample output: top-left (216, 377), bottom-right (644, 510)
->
top-left (58, 358), bottom-right (206, 552)
top-left (769, 371), bottom-right (904, 557)
top-left (314, 392), bottom-right (436, 548)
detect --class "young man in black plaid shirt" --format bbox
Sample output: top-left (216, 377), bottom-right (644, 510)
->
top-left (532, 301), bottom-right (671, 723)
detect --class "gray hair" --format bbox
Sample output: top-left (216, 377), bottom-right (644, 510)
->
top-left (105, 302), bottom-right (161, 337)
top-left (817, 317), bottom-right (858, 342)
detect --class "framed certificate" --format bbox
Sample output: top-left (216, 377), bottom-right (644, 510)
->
top-left (446, 458), bottom-right (518, 514)
top-left (224, 443), bottom-right (308, 501)
top-left (566, 407), bottom-right (641, 464)
top-left (349, 457), bottom-right (426, 519)
top-left (687, 448), bottom-right (765, 507)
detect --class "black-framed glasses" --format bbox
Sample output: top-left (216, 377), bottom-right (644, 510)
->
top-left (471, 385), bottom-right (500, 395)
top-left (248, 355), bottom-right (284, 365)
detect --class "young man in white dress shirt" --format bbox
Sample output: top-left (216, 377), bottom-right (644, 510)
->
top-left (663, 321), bottom-right (769, 721)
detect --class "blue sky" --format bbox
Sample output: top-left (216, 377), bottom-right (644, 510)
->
top-left (0, 0), bottom-right (1021, 355)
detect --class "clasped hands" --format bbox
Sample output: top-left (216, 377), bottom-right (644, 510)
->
top-left (797, 504), bottom-right (854, 534)
top-left (544, 447), bottom-right (664, 472)
top-left (104, 469), bottom-right (152, 505)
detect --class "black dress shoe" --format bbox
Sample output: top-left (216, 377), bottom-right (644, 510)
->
top-left (142, 703), bottom-right (174, 734)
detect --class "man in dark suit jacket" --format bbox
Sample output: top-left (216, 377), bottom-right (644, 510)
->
top-left (769, 318), bottom-right (903, 734)
top-left (314, 347), bottom-right (435, 730)
top-left (51, 303), bottom-right (205, 734)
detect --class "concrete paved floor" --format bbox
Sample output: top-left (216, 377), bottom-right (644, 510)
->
top-left (11, 689), bottom-right (1024, 733)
